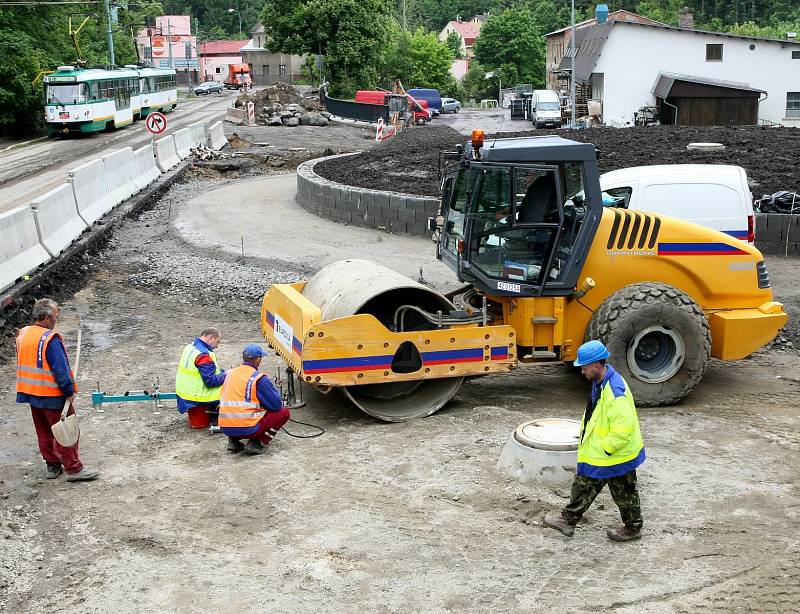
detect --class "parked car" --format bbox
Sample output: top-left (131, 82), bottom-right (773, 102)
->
top-left (441, 97), bottom-right (461, 113)
top-left (407, 88), bottom-right (442, 116)
top-left (598, 164), bottom-right (755, 243)
top-left (531, 89), bottom-right (562, 128)
top-left (194, 81), bottom-right (223, 95)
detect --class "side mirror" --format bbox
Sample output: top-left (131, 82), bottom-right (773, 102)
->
top-left (442, 177), bottom-right (454, 203)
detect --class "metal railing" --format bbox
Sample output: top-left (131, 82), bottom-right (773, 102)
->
top-left (321, 91), bottom-right (389, 124)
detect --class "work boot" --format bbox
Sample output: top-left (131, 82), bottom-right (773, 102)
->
top-left (45, 463), bottom-right (63, 480)
top-left (209, 425), bottom-right (222, 435)
top-left (243, 439), bottom-right (266, 456)
top-left (542, 513), bottom-right (576, 537)
top-left (607, 525), bottom-right (642, 542)
top-left (227, 437), bottom-right (245, 453)
top-left (65, 467), bottom-right (100, 482)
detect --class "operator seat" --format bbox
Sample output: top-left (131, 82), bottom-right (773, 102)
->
top-left (517, 175), bottom-right (558, 224)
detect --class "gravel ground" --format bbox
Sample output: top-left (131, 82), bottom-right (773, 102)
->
top-left (1, 126), bottom-right (799, 613)
top-left (316, 114), bottom-right (799, 197)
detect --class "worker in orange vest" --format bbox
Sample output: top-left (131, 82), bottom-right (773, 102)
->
top-left (15, 298), bottom-right (99, 482)
top-left (219, 344), bottom-right (289, 455)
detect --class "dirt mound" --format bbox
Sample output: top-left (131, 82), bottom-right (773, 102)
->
top-left (316, 124), bottom-right (799, 198)
top-left (236, 82), bottom-right (321, 111)
top-left (314, 125), bottom-right (466, 196)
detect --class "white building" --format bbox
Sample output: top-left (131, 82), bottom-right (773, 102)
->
top-left (561, 20), bottom-right (800, 126)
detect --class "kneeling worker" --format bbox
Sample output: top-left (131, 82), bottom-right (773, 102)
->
top-left (175, 328), bottom-right (226, 432)
top-left (543, 340), bottom-right (646, 542)
top-left (219, 344), bottom-right (289, 455)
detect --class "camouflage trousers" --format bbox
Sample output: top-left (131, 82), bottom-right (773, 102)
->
top-left (561, 470), bottom-right (643, 529)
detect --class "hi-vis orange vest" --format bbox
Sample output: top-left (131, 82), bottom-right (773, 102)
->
top-left (218, 365), bottom-right (266, 430)
top-left (16, 325), bottom-right (76, 397)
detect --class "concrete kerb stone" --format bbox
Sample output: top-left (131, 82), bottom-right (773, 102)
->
top-left (134, 144), bottom-right (162, 191)
top-left (31, 183), bottom-right (89, 257)
top-left (69, 158), bottom-right (114, 225)
top-left (102, 147), bottom-right (137, 205)
top-left (154, 135), bottom-right (180, 172)
top-left (296, 154), bottom-right (439, 238)
top-left (173, 127), bottom-right (193, 159)
top-left (0, 206), bottom-right (51, 293)
top-left (206, 121), bottom-right (228, 150)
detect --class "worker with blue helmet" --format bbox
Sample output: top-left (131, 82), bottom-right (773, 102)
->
top-left (543, 339), bottom-right (646, 542)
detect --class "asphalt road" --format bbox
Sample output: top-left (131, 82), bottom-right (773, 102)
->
top-left (0, 90), bottom-right (233, 214)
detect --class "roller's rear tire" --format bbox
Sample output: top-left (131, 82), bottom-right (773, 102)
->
top-left (586, 283), bottom-right (710, 406)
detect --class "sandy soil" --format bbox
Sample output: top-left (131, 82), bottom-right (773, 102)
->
top-left (316, 111), bottom-right (799, 198)
top-left (1, 124), bottom-right (799, 613)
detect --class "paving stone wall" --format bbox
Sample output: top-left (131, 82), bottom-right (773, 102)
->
top-left (755, 214), bottom-right (800, 256)
top-left (296, 154), bottom-right (439, 237)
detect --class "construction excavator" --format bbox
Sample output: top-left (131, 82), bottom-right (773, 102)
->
top-left (261, 131), bottom-right (787, 422)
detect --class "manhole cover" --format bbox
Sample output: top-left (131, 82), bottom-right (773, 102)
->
top-left (514, 418), bottom-right (580, 451)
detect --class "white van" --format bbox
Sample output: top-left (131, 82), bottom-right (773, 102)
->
top-left (532, 90), bottom-right (562, 128)
top-left (599, 164), bottom-right (755, 243)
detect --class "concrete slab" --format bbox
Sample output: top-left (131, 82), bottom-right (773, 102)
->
top-left (174, 173), bottom-right (460, 291)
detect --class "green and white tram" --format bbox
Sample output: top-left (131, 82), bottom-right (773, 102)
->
top-left (43, 65), bottom-right (177, 135)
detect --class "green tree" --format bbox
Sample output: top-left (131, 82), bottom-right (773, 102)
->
top-left (260, 0), bottom-right (394, 95)
top-left (383, 27), bottom-right (455, 90)
top-left (473, 7), bottom-right (544, 89)
top-left (459, 59), bottom-right (491, 102)
top-left (0, 31), bottom-right (45, 134)
top-left (445, 29), bottom-right (465, 58)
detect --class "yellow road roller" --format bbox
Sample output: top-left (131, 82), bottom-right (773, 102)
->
top-left (261, 132), bottom-right (787, 421)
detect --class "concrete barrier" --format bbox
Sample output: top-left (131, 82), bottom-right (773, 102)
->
top-left (31, 183), bottom-right (89, 257)
top-left (0, 205), bottom-right (51, 292)
top-left (188, 122), bottom-right (206, 148)
top-left (69, 158), bottom-right (115, 225)
top-left (134, 144), bottom-right (161, 191)
top-left (225, 107), bottom-right (245, 124)
top-left (102, 147), bottom-right (137, 204)
top-left (154, 135), bottom-right (180, 172)
top-left (173, 128), bottom-right (193, 158)
top-left (206, 121), bottom-right (228, 150)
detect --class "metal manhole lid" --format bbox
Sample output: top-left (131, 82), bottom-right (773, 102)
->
top-left (514, 418), bottom-right (580, 451)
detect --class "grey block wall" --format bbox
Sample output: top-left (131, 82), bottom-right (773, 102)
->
top-left (755, 214), bottom-right (800, 256)
top-left (296, 154), bottom-right (439, 237)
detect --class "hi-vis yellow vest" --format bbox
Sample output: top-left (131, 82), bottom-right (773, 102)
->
top-left (175, 343), bottom-right (222, 403)
top-left (577, 368), bottom-right (645, 476)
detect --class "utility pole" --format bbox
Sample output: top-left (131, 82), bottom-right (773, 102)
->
top-left (104, 0), bottom-right (115, 67)
top-left (167, 18), bottom-right (173, 69)
top-left (570, 0), bottom-right (576, 128)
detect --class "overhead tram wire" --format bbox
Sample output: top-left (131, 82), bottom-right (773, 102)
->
top-left (0, 1), bottom-right (100, 5)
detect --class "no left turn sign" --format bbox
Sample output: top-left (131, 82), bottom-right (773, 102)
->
top-left (145, 112), bottom-right (168, 135)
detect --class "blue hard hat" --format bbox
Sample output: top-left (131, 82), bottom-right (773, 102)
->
top-left (574, 340), bottom-right (610, 367)
top-left (243, 343), bottom-right (267, 358)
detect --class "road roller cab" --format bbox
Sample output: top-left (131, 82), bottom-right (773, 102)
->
top-left (261, 134), bottom-right (787, 421)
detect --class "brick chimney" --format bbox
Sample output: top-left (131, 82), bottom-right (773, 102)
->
top-left (678, 7), bottom-right (694, 29)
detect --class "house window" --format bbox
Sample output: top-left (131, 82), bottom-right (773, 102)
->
top-left (793, 51), bottom-right (800, 59)
top-left (787, 92), bottom-right (800, 118)
top-left (706, 44), bottom-right (723, 61)
top-left (279, 64), bottom-right (286, 76)
top-left (263, 65), bottom-right (269, 75)
top-left (215, 67), bottom-right (221, 74)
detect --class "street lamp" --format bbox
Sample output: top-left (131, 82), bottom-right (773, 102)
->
top-left (227, 8), bottom-right (242, 40)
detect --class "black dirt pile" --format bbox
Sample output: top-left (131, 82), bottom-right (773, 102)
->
top-left (314, 125), bottom-right (466, 196)
top-left (318, 124), bottom-right (798, 197)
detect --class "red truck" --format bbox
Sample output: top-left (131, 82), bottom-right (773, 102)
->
top-left (224, 64), bottom-right (252, 90)
top-left (354, 91), bottom-right (431, 125)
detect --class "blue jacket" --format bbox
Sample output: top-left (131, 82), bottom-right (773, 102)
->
top-left (220, 366), bottom-right (284, 437)
top-left (16, 334), bottom-right (75, 410)
top-left (176, 338), bottom-right (227, 413)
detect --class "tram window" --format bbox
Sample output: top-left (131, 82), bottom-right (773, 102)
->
top-left (46, 84), bottom-right (86, 104)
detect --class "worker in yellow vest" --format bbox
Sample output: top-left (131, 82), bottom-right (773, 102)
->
top-left (175, 328), bottom-right (226, 432)
top-left (543, 340), bottom-right (646, 542)
top-left (219, 344), bottom-right (288, 455)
